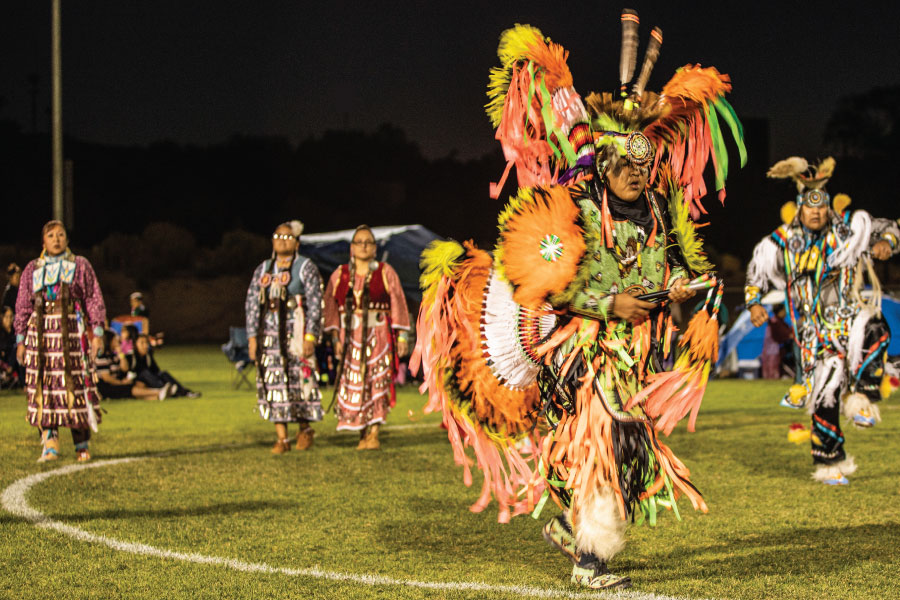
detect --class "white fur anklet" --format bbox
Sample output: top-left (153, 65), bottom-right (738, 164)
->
top-left (573, 487), bottom-right (626, 561)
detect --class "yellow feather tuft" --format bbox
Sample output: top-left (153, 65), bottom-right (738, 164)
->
top-left (496, 24), bottom-right (545, 66)
top-left (419, 240), bottom-right (465, 305)
top-left (667, 183), bottom-right (713, 273)
top-left (781, 201), bottom-right (797, 225)
top-left (486, 25), bottom-right (545, 127)
top-left (485, 24), bottom-right (572, 128)
top-left (832, 193), bottom-right (851, 214)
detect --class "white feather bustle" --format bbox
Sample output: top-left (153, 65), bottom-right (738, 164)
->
top-left (572, 487), bottom-right (626, 562)
top-left (846, 308), bottom-right (874, 376)
top-left (480, 269), bottom-right (546, 389)
top-left (809, 356), bottom-right (844, 412)
top-left (812, 456), bottom-right (857, 482)
top-left (746, 237), bottom-right (785, 291)
top-left (828, 210), bottom-right (871, 269)
top-left (841, 392), bottom-right (881, 424)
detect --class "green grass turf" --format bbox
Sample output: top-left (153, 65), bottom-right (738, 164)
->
top-left (1, 345), bottom-right (899, 599)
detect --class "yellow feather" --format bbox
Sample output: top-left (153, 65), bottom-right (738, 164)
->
top-left (667, 183), bottom-right (713, 273)
top-left (419, 240), bottom-right (465, 305)
top-left (781, 201), bottom-right (797, 225)
top-left (832, 193), bottom-right (851, 214)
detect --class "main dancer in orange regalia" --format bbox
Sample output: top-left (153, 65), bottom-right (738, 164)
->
top-left (413, 10), bottom-right (745, 589)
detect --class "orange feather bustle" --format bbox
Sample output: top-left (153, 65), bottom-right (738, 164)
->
top-left (499, 186), bottom-right (585, 309)
top-left (661, 64), bottom-right (731, 102)
top-left (492, 67), bottom-right (558, 197)
top-left (489, 30), bottom-right (575, 197)
top-left (411, 243), bottom-right (545, 522)
top-left (448, 247), bottom-right (541, 433)
top-left (646, 65), bottom-right (733, 218)
top-left (522, 36), bottom-right (573, 90)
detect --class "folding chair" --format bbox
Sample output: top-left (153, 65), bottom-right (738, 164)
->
top-left (221, 326), bottom-right (255, 390)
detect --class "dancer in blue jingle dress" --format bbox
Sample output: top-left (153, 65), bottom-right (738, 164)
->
top-left (245, 220), bottom-right (324, 454)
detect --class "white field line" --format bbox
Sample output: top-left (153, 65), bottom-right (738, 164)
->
top-left (2, 456), bottom-right (714, 600)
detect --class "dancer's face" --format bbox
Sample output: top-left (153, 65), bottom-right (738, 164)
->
top-left (272, 225), bottom-right (298, 257)
top-left (351, 230), bottom-right (376, 262)
top-left (42, 225), bottom-right (68, 256)
top-left (606, 158), bottom-right (649, 202)
top-left (799, 204), bottom-right (829, 231)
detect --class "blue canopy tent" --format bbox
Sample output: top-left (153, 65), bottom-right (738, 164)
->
top-left (718, 290), bottom-right (900, 375)
top-left (299, 224), bottom-right (441, 306)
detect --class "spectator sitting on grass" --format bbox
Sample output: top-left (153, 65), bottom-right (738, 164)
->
top-left (128, 333), bottom-right (200, 398)
top-left (95, 330), bottom-right (167, 401)
top-left (0, 306), bottom-right (20, 388)
top-left (120, 324), bottom-right (139, 355)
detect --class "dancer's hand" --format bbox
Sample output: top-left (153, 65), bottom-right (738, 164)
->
top-left (16, 343), bottom-right (24, 365)
top-left (749, 304), bottom-right (768, 327)
top-left (612, 293), bottom-right (655, 323)
top-left (397, 338), bottom-right (409, 358)
top-left (667, 278), bottom-right (696, 303)
top-left (248, 337), bottom-right (257, 362)
top-left (872, 240), bottom-right (892, 261)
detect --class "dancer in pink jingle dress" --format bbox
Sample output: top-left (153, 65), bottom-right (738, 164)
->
top-left (15, 220), bottom-right (106, 462)
top-left (323, 225), bottom-right (410, 449)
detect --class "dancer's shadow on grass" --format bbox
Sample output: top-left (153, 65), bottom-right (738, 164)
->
top-left (44, 499), bottom-right (293, 523)
top-left (98, 441), bottom-right (264, 460)
top-left (319, 428), bottom-right (446, 451)
top-left (626, 522), bottom-right (900, 581)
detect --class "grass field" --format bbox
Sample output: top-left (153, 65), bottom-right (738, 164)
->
top-left (1, 345), bottom-right (898, 600)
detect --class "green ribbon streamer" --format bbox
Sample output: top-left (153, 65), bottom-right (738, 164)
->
top-left (538, 78), bottom-right (578, 166)
top-left (713, 98), bottom-right (747, 167)
top-left (531, 488), bottom-right (551, 519)
top-left (663, 474), bottom-right (682, 521)
top-left (705, 102), bottom-right (727, 192)
top-left (531, 457), bottom-right (565, 519)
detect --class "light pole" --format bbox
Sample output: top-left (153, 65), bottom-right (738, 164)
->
top-left (51, 0), bottom-right (63, 223)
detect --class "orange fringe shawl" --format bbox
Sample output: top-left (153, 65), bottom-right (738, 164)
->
top-left (534, 316), bottom-right (708, 522)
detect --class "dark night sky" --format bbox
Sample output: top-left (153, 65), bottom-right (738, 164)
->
top-left (3, 1), bottom-right (899, 163)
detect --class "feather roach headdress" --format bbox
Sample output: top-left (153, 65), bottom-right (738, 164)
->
top-left (767, 156), bottom-right (836, 208)
top-left (486, 8), bottom-right (747, 220)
